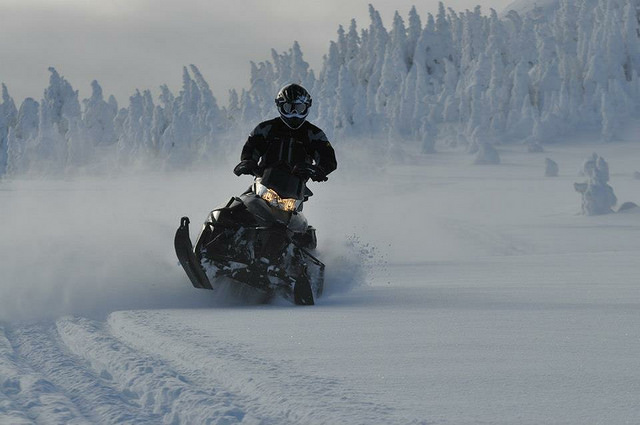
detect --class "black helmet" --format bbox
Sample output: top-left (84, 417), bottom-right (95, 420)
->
top-left (275, 83), bottom-right (312, 129)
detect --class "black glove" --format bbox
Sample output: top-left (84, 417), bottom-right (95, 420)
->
top-left (310, 166), bottom-right (328, 182)
top-left (292, 163), bottom-right (328, 182)
top-left (233, 159), bottom-right (258, 176)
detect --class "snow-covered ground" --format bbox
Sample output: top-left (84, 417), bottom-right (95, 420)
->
top-left (1, 138), bottom-right (640, 424)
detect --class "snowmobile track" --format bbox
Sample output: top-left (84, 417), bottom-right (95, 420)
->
top-left (108, 311), bottom-right (404, 425)
top-left (2, 313), bottom-right (423, 424)
top-left (0, 320), bottom-right (266, 425)
top-left (9, 323), bottom-right (159, 424)
top-left (0, 325), bottom-right (90, 425)
top-left (56, 317), bottom-right (259, 424)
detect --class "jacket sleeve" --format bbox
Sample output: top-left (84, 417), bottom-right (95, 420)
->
top-left (240, 122), bottom-right (271, 162)
top-left (309, 129), bottom-right (337, 175)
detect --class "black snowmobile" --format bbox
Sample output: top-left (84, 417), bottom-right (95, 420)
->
top-left (174, 175), bottom-right (324, 305)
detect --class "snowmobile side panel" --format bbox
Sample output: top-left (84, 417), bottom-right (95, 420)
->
top-left (174, 217), bottom-right (213, 290)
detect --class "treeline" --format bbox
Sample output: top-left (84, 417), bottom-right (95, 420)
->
top-left (1, 0), bottom-right (640, 176)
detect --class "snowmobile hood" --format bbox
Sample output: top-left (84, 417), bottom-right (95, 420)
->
top-left (240, 193), bottom-right (308, 233)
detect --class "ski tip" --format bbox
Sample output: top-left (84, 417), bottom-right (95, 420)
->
top-left (180, 216), bottom-right (190, 228)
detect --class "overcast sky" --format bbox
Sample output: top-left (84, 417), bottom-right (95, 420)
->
top-left (1, 0), bottom-right (516, 107)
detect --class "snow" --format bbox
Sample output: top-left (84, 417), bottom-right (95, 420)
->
top-left (2, 136), bottom-right (640, 424)
top-left (2, 1), bottom-right (640, 423)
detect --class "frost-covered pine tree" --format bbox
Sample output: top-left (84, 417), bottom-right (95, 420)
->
top-left (485, 11), bottom-right (510, 137)
top-left (226, 89), bottom-right (240, 130)
top-left (35, 68), bottom-right (82, 173)
top-left (465, 52), bottom-right (492, 144)
top-left (6, 98), bottom-right (39, 175)
top-left (363, 5), bottom-right (389, 134)
top-left (189, 64), bottom-right (222, 134)
top-left (244, 61), bottom-right (277, 122)
top-left (398, 9), bottom-right (422, 138)
top-left (407, 6), bottom-right (422, 67)
top-left (116, 88), bottom-right (155, 165)
top-left (0, 84), bottom-right (18, 176)
top-left (334, 64), bottom-right (357, 136)
top-left (574, 153), bottom-right (618, 215)
top-left (507, 61), bottom-right (536, 140)
top-left (160, 68), bottom-right (197, 165)
top-left (316, 41), bottom-right (341, 132)
top-left (377, 12), bottom-right (409, 137)
top-left (333, 21), bottom-right (362, 138)
top-left (272, 41), bottom-right (315, 93)
top-left (407, 20), bottom-right (433, 135)
top-left (82, 80), bottom-right (116, 147)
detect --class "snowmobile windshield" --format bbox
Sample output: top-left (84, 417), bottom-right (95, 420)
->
top-left (260, 167), bottom-right (306, 200)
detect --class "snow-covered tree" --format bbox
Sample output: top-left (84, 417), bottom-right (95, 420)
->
top-left (5, 1), bottom-right (640, 175)
top-left (0, 84), bottom-right (18, 176)
top-left (82, 80), bottom-right (117, 147)
top-left (574, 153), bottom-right (618, 215)
top-left (316, 41), bottom-right (341, 131)
top-left (29, 68), bottom-right (83, 173)
top-left (7, 98), bottom-right (38, 173)
top-left (473, 142), bottom-right (501, 164)
top-left (545, 157), bottom-right (559, 176)
top-left (377, 12), bottom-right (409, 136)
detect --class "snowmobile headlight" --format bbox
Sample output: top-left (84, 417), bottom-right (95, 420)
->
top-left (255, 182), bottom-right (299, 212)
top-left (279, 197), bottom-right (297, 212)
top-left (261, 188), bottom-right (278, 204)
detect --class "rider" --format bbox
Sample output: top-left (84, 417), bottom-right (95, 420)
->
top-left (233, 83), bottom-right (337, 208)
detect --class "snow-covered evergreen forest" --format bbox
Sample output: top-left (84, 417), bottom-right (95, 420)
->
top-left (2, 0), bottom-right (640, 177)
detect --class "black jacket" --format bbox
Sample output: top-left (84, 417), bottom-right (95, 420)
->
top-left (240, 117), bottom-right (337, 199)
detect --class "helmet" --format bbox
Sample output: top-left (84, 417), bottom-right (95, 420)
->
top-left (275, 83), bottom-right (312, 129)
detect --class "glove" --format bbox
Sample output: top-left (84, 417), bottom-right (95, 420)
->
top-left (310, 166), bottom-right (328, 182)
top-left (233, 159), bottom-right (258, 176)
top-left (292, 163), bottom-right (328, 182)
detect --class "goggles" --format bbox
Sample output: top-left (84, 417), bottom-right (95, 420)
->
top-left (281, 102), bottom-right (308, 115)
top-left (254, 181), bottom-right (301, 212)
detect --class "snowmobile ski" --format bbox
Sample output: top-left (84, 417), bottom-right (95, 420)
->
top-left (174, 216), bottom-right (213, 290)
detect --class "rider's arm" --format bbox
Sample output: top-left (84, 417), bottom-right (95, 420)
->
top-left (240, 122), bottom-right (271, 162)
top-left (310, 129), bottom-right (337, 176)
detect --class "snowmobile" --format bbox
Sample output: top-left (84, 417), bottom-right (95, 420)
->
top-left (174, 179), bottom-right (324, 305)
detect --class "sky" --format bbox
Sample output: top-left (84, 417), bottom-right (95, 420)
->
top-left (0, 0), bottom-right (516, 108)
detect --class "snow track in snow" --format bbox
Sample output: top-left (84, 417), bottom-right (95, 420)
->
top-left (0, 328), bottom-right (37, 425)
top-left (0, 325), bottom-right (89, 425)
top-left (107, 311), bottom-right (408, 425)
top-left (56, 317), bottom-right (259, 425)
top-left (0, 320), bottom-right (267, 425)
top-left (1, 315), bottom-right (419, 425)
top-left (9, 323), bottom-right (156, 425)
